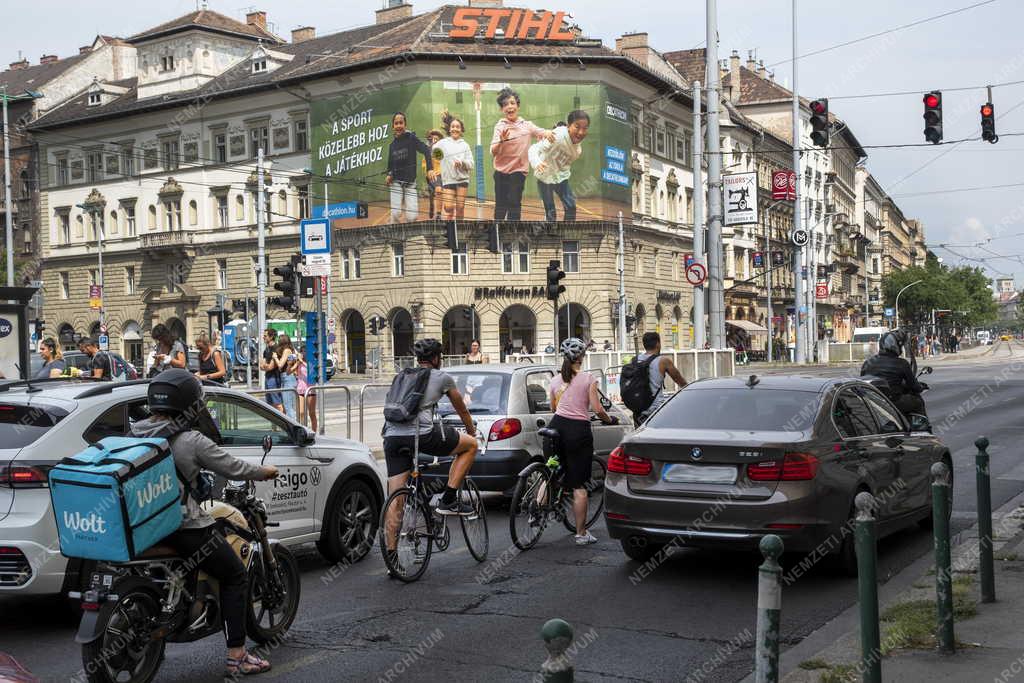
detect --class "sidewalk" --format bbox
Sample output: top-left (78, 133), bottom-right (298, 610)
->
top-left (774, 490), bottom-right (1024, 683)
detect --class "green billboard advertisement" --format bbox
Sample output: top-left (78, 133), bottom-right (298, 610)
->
top-left (311, 81), bottom-right (632, 227)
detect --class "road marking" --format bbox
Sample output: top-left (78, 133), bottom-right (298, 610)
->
top-left (998, 460), bottom-right (1024, 482)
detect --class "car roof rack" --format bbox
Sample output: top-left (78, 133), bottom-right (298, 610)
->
top-left (0, 376), bottom-right (106, 394)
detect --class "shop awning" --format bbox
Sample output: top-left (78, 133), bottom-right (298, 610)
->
top-left (726, 319), bottom-right (768, 334)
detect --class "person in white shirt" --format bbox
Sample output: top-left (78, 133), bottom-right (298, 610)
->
top-left (529, 109), bottom-right (590, 222)
top-left (432, 111), bottom-right (476, 220)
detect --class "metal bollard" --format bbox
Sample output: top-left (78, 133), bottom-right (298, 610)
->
top-left (975, 437), bottom-right (995, 603)
top-left (754, 534), bottom-right (783, 683)
top-left (931, 461), bottom-right (956, 655)
top-left (540, 619), bottom-right (574, 683)
top-left (855, 491), bottom-right (881, 683)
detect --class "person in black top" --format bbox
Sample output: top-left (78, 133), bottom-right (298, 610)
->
top-left (78, 337), bottom-right (114, 379)
top-left (194, 331), bottom-right (227, 384)
top-left (861, 331), bottom-right (927, 417)
top-left (385, 112), bottom-right (431, 223)
top-left (260, 328), bottom-right (283, 411)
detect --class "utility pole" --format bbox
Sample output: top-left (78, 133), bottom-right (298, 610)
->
top-left (692, 81), bottom-right (706, 350)
top-left (257, 148), bottom-right (267, 390)
top-left (806, 202), bottom-right (815, 360)
top-left (618, 211), bottom-right (627, 351)
top-left (97, 211), bottom-right (105, 333)
top-left (791, 0), bottom-right (806, 364)
top-left (705, 0), bottom-right (725, 349)
top-left (766, 218), bottom-right (773, 362)
top-left (3, 85), bottom-right (13, 287)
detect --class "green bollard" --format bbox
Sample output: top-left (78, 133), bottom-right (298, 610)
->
top-left (931, 461), bottom-right (956, 655)
top-left (975, 437), bottom-right (995, 603)
top-left (754, 534), bottom-right (783, 683)
top-left (855, 491), bottom-right (881, 683)
top-left (540, 618), bottom-right (574, 683)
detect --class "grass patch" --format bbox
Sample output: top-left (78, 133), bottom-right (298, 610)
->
top-left (799, 658), bottom-right (830, 670)
top-left (994, 552), bottom-right (1019, 561)
top-left (819, 664), bottom-right (857, 683)
top-left (880, 576), bottom-right (977, 652)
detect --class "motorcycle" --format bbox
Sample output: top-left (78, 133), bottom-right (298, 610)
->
top-left (70, 435), bottom-right (301, 683)
top-left (863, 366), bottom-right (933, 431)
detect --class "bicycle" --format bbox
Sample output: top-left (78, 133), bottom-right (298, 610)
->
top-left (378, 422), bottom-right (489, 582)
top-left (509, 425), bottom-right (607, 550)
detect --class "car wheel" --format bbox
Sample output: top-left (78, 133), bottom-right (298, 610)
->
top-left (318, 479), bottom-right (379, 565)
top-left (620, 537), bottom-right (667, 564)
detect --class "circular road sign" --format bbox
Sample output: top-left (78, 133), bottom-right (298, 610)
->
top-left (791, 229), bottom-right (809, 247)
top-left (99, 323), bottom-right (108, 334)
top-left (685, 262), bottom-right (708, 286)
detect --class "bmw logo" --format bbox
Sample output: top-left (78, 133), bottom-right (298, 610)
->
top-left (690, 447), bottom-right (703, 461)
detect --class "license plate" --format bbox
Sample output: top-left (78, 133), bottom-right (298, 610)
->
top-left (662, 463), bottom-right (737, 485)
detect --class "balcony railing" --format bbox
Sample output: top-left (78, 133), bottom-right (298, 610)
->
top-left (140, 230), bottom-right (195, 255)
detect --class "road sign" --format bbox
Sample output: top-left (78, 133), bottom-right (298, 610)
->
top-left (300, 218), bottom-right (332, 256)
top-left (327, 317), bottom-right (336, 333)
top-left (884, 307), bottom-right (895, 318)
top-left (89, 285), bottom-right (102, 310)
top-left (299, 263), bottom-right (331, 277)
top-left (815, 282), bottom-right (829, 299)
top-left (685, 263), bottom-right (707, 286)
top-left (305, 253), bottom-right (330, 267)
top-left (98, 334), bottom-right (109, 351)
top-left (791, 229), bottom-right (809, 247)
top-left (684, 253), bottom-right (695, 269)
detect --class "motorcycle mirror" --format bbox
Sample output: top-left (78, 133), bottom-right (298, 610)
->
top-left (925, 366), bottom-right (933, 374)
top-left (261, 434), bottom-right (273, 463)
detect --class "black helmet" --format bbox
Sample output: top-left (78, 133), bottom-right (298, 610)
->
top-left (879, 332), bottom-right (902, 356)
top-left (413, 338), bottom-right (442, 361)
top-left (148, 368), bottom-right (203, 416)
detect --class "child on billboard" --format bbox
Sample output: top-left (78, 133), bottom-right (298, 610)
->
top-left (434, 111), bottom-right (475, 220)
top-left (386, 112), bottom-right (432, 223)
top-left (529, 110), bottom-right (590, 222)
top-left (490, 88), bottom-right (555, 221)
top-left (424, 128), bottom-right (444, 219)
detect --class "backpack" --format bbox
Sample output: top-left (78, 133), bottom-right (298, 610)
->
top-left (620, 353), bottom-right (660, 414)
top-left (383, 367), bottom-right (432, 423)
top-left (109, 353), bottom-right (138, 381)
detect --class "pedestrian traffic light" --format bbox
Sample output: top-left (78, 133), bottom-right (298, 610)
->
top-left (809, 98), bottom-right (829, 148)
top-left (270, 253), bottom-right (301, 313)
top-left (369, 317), bottom-right (378, 335)
top-left (981, 102), bottom-right (997, 143)
top-left (923, 91), bottom-right (943, 144)
top-left (625, 314), bottom-right (637, 333)
top-left (444, 221), bottom-right (459, 251)
top-left (546, 260), bottom-right (566, 301)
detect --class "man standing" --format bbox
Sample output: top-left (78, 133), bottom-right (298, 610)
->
top-left (78, 338), bottom-right (114, 379)
top-left (633, 332), bottom-right (688, 424)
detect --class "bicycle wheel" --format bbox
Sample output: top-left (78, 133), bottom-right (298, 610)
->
top-left (379, 488), bottom-right (433, 582)
top-left (509, 465), bottom-right (550, 550)
top-left (561, 458), bottom-right (607, 534)
top-left (459, 478), bottom-right (489, 562)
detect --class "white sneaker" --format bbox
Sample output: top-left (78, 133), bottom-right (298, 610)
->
top-left (574, 531), bottom-right (598, 546)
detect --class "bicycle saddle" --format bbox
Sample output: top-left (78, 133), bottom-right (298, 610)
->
top-left (537, 427), bottom-right (560, 440)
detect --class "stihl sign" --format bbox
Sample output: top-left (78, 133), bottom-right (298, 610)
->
top-left (449, 8), bottom-right (576, 41)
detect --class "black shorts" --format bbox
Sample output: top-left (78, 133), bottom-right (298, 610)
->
top-left (383, 425), bottom-right (461, 477)
top-left (443, 182), bottom-right (469, 189)
top-left (549, 415), bottom-right (594, 489)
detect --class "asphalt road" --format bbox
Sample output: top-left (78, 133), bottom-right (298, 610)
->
top-left (4, 343), bottom-right (1024, 683)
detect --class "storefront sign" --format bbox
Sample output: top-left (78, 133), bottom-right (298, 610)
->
top-left (474, 286), bottom-right (546, 299)
top-left (723, 172), bottom-right (758, 226)
top-left (771, 169), bottom-right (796, 201)
top-left (752, 251), bottom-right (764, 268)
top-left (89, 285), bottom-right (102, 311)
top-left (656, 290), bottom-right (681, 302)
top-left (815, 281), bottom-right (829, 299)
top-left (449, 8), bottom-right (576, 41)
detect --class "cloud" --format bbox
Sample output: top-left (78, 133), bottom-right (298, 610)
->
top-left (948, 217), bottom-right (990, 245)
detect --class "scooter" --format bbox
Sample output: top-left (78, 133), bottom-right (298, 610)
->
top-left (863, 366), bottom-right (933, 431)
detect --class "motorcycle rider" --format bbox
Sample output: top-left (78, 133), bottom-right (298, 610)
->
top-left (132, 368), bottom-right (279, 677)
top-left (860, 330), bottom-right (928, 417)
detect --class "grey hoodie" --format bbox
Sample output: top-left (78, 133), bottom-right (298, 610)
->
top-left (131, 416), bottom-right (264, 529)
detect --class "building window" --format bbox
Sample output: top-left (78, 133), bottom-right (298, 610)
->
top-left (249, 126), bottom-right (269, 158)
top-left (60, 272), bottom-right (69, 299)
top-left (160, 55), bottom-right (174, 72)
top-left (22, 226), bottom-right (31, 253)
top-left (216, 195), bottom-right (229, 227)
top-left (75, 214), bottom-right (84, 238)
top-left (451, 244), bottom-right (469, 275)
top-left (165, 263), bottom-right (183, 293)
top-left (562, 240), bottom-right (580, 273)
top-left (392, 243), bottom-right (405, 276)
top-left (642, 125), bottom-right (653, 151)
top-left (656, 130), bottom-right (665, 155)
top-left (121, 146), bottom-right (135, 176)
top-left (502, 240), bottom-right (530, 274)
top-left (249, 190), bottom-right (271, 223)
top-left (87, 92), bottom-right (101, 107)
top-left (161, 138), bottom-right (179, 170)
top-left (58, 212), bottom-right (70, 244)
top-left (89, 269), bottom-right (98, 286)
top-left (214, 133), bottom-right (227, 163)
top-left (297, 185), bottom-right (310, 219)
top-left (341, 250), bottom-right (351, 280)
top-left (216, 259), bottom-right (228, 289)
top-left (252, 58), bottom-right (268, 74)
top-left (87, 152), bottom-right (103, 182)
top-left (57, 157), bottom-right (69, 185)
top-left (125, 266), bottom-right (135, 295)
top-left (294, 119), bottom-right (309, 152)
top-left (352, 248), bottom-right (361, 278)
top-left (163, 200), bottom-right (181, 230)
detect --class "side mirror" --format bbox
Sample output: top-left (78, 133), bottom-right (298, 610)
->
top-left (924, 366), bottom-right (934, 375)
top-left (295, 426), bottom-right (316, 446)
top-left (599, 396), bottom-right (612, 411)
top-left (908, 413), bottom-right (932, 433)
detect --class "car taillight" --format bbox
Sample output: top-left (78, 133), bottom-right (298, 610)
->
top-left (488, 418), bottom-right (522, 442)
top-left (0, 463), bottom-right (51, 488)
top-left (607, 446), bottom-right (653, 476)
top-left (747, 453), bottom-right (819, 482)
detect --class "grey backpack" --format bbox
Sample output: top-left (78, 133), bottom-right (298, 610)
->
top-left (383, 367), bottom-right (432, 423)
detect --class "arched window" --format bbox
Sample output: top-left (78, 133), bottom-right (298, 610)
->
top-left (147, 205), bottom-right (157, 230)
top-left (109, 210), bottom-right (119, 235)
top-left (188, 200), bottom-right (198, 226)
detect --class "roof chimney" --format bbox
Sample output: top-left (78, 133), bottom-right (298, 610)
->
top-left (40, 54), bottom-right (59, 65)
top-left (79, 46), bottom-right (92, 55)
top-left (291, 26), bottom-right (315, 43)
top-left (468, 0), bottom-right (504, 6)
top-left (746, 50), bottom-right (756, 71)
top-left (376, 1), bottom-right (413, 25)
top-left (9, 59), bottom-right (29, 70)
top-left (756, 60), bottom-right (766, 78)
top-left (246, 11), bottom-right (267, 29)
top-left (729, 49), bottom-right (740, 74)
top-left (728, 51), bottom-right (741, 102)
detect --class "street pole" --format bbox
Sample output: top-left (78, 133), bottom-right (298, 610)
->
top-left (792, 0), bottom-right (806, 364)
top-left (705, 0), bottom-right (725, 349)
top-left (97, 211), bottom-right (105, 333)
top-left (618, 211), bottom-right (627, 352)
top-left (894, 279), bottom-right (923, 330)
top-left (766, 222), bottom-right (773, 361)
top-left (257, 148), bottom-right (267, 390)
top-left (317, 286), bottom-right (326, 431)
top-left (3, 86), bottom-right (13, 287)
top-left (323, 180), bottom-right (333, 366)
top-left (692, 81), bottom-right (706, 350)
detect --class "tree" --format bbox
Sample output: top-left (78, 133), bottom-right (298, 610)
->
top-left (882, 259), bottom-right (996, 330)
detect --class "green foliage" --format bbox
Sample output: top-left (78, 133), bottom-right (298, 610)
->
top-left (882, 259), bottom-right (997, 329)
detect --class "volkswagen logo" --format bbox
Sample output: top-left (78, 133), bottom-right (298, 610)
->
top-left (690, 447), bottom-right (703, 461)
top-left (310, 467), bottom-right (322, 486)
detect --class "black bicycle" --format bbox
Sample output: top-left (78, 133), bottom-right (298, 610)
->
top-left (509, 426), bottom-right (606, 550)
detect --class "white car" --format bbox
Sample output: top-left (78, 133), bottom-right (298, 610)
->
top-left (0, 377), bottom-right (385, 597)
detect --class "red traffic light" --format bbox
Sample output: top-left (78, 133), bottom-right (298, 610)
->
top-left (810, 100), bottom-right (827, 114)
top-left (981, 104), bottom-right (994, 117)
top-left (924, 93), bottom-right (940, 109)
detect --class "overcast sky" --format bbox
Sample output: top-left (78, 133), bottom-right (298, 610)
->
top-left (4, 0), bottom-right (1021, 286)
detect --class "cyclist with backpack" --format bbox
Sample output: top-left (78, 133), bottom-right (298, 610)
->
top-left (621, 332), bottom-right (687, 425)
top-left (382, 339), bottom-right (478, 515)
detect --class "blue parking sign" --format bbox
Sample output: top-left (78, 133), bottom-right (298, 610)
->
top-left (884, 307), bottom-right (895, 318)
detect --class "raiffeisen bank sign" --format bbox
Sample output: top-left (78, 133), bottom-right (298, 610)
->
top-left (448, 7), bottom-right (577, 41)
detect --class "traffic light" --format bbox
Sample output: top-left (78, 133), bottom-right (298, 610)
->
top-left (981, 102), bottom-right (997, 143)
top-left (625, 314), bottom-right (637, 333)
top-left (444, 221), bottom-right (459, 250)
top-left (923, 91), bottom-right (943, 144)
top-left (36, 319), bottom-right (45, 335)
top-left (304, 312), bottom-right (325, 380)
top-left (488, 224), bottom-right (500, 254)
top-left (270, 253), bottom-right (301, 313)
top-left (369, 317), bottom-right (378, 335)
top-left (809, 98), bottom-right (829, 148)
top-left (546, 260), bottom-right (566, 301)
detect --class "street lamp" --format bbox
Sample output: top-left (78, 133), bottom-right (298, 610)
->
top-left (894, 279), bottom-right (923, 330)
top-left (3, 87), bottom-right (43, 286)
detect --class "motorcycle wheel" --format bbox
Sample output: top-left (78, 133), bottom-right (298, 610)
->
top-left (81, 577), bottom-right (165, 683)
top-left (246, 544), bottom-right (301, 644)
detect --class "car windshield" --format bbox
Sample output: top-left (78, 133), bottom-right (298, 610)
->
top-left (0, 403), bottom-right (70, 448)
top-left (645, 388), bottom-right (819, 431)
top-left (438, 372), bottom-right (510, 416)
top-left (852, 334), bottom-right (881, 343)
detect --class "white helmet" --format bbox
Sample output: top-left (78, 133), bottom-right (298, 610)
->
top-left (560, 337), bottom-right (587, 362)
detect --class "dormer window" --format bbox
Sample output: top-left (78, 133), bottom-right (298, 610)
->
top-left (160, 55), bottom-right (175, 72)
top-left (252, 59), bottom-right (268, 74)
top-left (88, 92), bottom-right (101, 107)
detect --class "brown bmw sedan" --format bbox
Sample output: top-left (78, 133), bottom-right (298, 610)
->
top-left (604, 375), bottom-right (951, 572)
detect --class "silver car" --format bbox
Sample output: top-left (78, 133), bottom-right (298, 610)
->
top-left (425, 364), bottom-right (632, 492)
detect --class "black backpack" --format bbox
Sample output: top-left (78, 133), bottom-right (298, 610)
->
top-left (620, 353), bottom-right (659, 414)
top-left (383, 367), bottom-right (432, 423)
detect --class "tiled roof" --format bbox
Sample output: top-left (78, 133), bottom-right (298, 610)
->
top-left (0, 53), bottom-right (88, 96)
top-left (663, 48), bottom-right (705, 85)
top-left (127, 9), bottom-right (283, 44)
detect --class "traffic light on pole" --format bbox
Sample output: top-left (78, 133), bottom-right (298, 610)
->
top-left (270, 253), bottom-right (301, 313)
top-left (923, 91), bottom-right (943, 144)
top-left (981, 102), bottom-right (998, 143)
top-left (304, 312), bottom-right (323, 380)
top-left (809, 98), bottom-right (829, 148)
top-left (369, 317), bottom-right (378, 336)
top-left (625, 314), bottom-right (637, 333)
top-left (546, 260), bottom-right (566, 301)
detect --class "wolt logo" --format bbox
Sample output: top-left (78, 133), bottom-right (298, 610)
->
top-left (63, 511), bottom-right (107, 534)
top-left (136, 473), bottom-right (174, 508)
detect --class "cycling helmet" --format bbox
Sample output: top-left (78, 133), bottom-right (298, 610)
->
top-left (148, 368), bottom-right (203, 416)
top-left (560, 337), bottom-right (587, 362)
top-left (879, 332), bottom-right (902, 356)
top-left (413, 338), bottom-right (442, 361)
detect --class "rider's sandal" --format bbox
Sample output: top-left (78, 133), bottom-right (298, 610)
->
top-left (226, 651), bottom-right (272, 676)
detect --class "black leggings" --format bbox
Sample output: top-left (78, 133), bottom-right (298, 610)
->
top-left (165, 526), bottom-right (249, 648)
top-left (549, 415), bottom-right (594, 489)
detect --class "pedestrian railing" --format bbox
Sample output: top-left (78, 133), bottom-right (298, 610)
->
top-left (359, 383), bottom-right (396, 442)
top-left (305, 384), bottom-right (353, 438)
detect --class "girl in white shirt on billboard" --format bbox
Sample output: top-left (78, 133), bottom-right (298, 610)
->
top-left (433, 110), bottom-right (475, 220)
